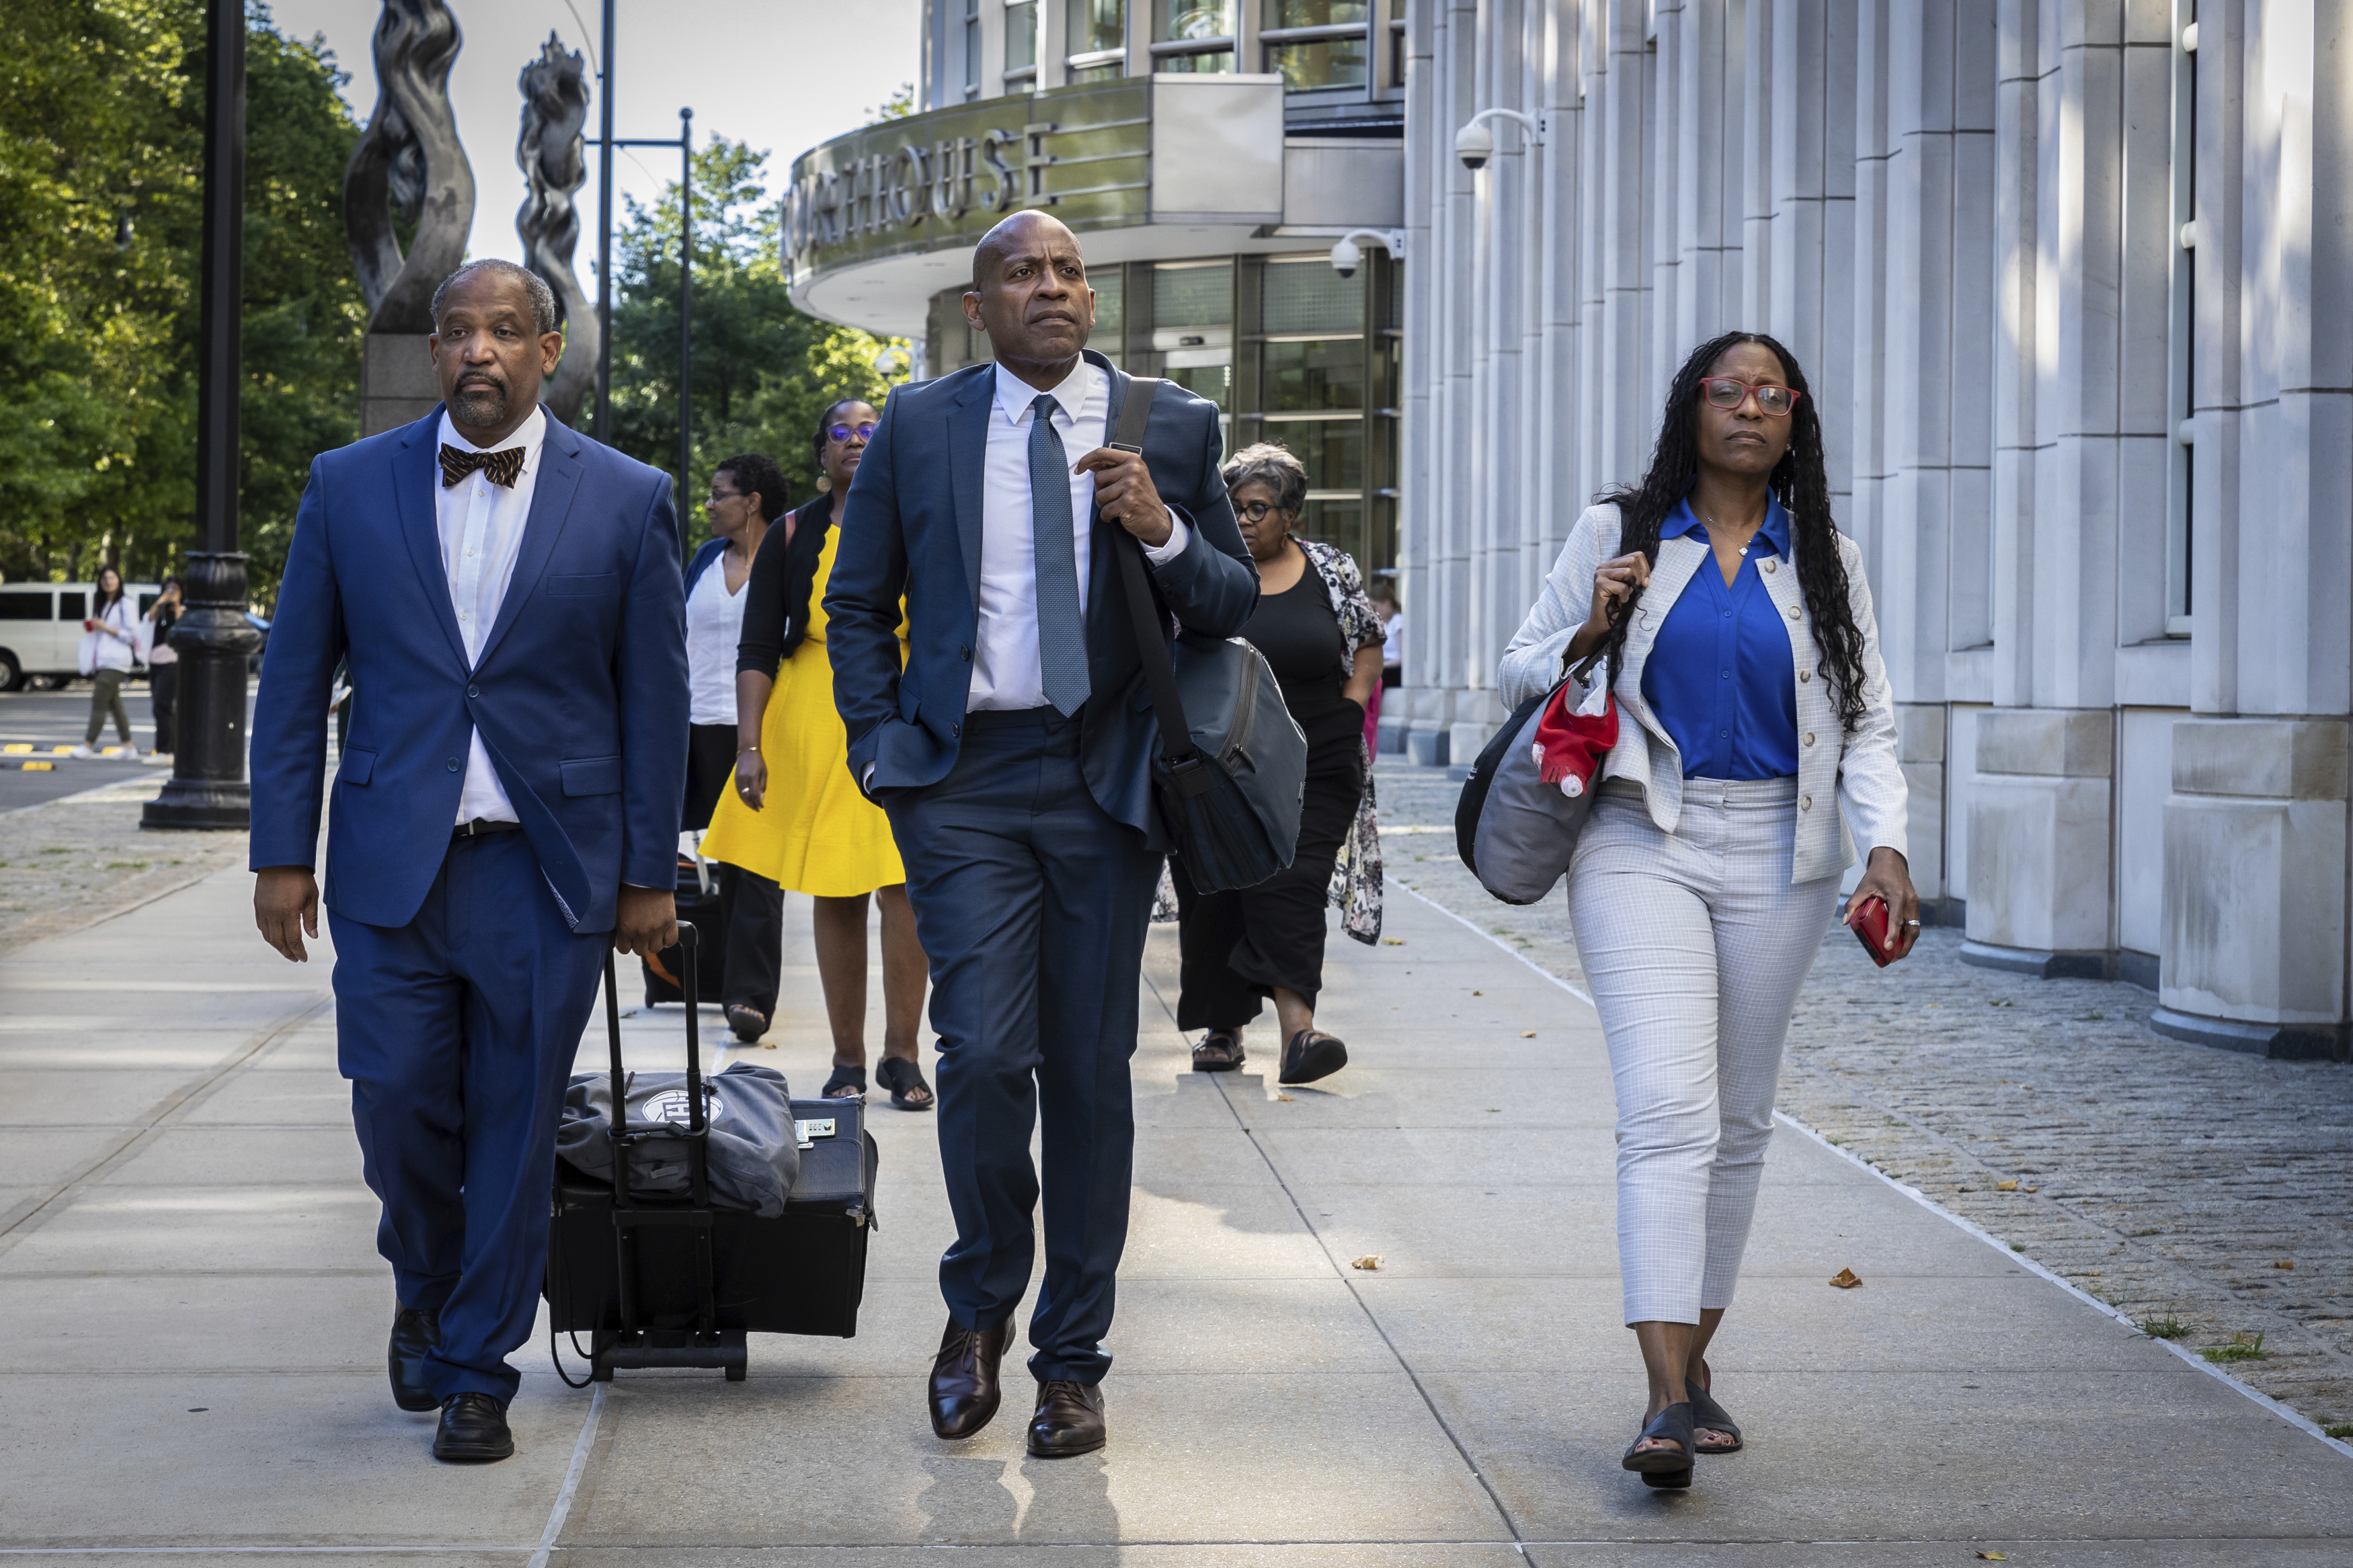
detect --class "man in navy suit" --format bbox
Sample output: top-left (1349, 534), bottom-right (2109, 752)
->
top-left (826, 211), bottom-right (1258, 1457)
top-left (249, 260), bottom-right (687, 1463)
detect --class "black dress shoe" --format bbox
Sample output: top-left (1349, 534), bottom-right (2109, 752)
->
top-left (1027, 1378), bottom-right (1106, 1457)
top-left (389, 1305), bottom-right (441, 1413)
top-left (928, 1316), bottom-right (1013, 1440)
top-left (433, 1393), bottom-right (514, 1462)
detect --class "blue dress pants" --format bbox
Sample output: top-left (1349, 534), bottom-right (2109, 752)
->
top-left (327, 830), bottom-right (608, 1401)
top-left (884, 708), bottom-right (1162, 1385)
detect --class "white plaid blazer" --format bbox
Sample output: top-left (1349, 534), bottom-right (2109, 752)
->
top-left (1497, 501), bottom-right (1908, 885)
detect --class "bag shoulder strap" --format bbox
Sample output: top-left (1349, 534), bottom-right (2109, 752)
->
top-left (1104, 378), bottom-right (1197, 764)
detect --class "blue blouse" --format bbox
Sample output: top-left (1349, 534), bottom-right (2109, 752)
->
top-left (1638, 498), bottom-right (1800, 780)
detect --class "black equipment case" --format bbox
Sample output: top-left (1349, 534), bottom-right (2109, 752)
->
top-left (545, 924), bottom-right (879, 1381)
top-left (641, 851), bottom-right (725, 1007)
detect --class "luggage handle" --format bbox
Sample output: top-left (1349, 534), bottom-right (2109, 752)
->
top-left (604, 921), bottom-right (709, 1157)
top-left (602, 920), bottom-right (719, 1340)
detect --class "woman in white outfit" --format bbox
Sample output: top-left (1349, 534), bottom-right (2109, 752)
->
top-left (1498, 331), bottom-right (1917, 1490)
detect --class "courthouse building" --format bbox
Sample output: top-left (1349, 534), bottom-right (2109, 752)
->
top-left (781, 1), bottom-right (2351, 1062)
top-left (781, 1), bottom-right (1413, 582)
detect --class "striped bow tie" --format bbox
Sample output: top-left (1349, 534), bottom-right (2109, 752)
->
top-left (440, 444), bottom-right (526, 489)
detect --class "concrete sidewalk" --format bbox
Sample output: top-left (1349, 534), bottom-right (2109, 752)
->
top-left (0, 863), bottom-right (2345, 1565)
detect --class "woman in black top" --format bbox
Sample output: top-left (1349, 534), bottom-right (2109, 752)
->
top-left (1174, 444), bottom-right (1384, 1086)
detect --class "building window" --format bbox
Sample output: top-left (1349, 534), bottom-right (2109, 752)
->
top-left (1005, 0), bottom-right (1038, 83)
top-left (1154, 260), bottom-right (1234, 450)
top-left (1066, 0), bottom-right (1127, 82)
top-left (1262, 0), bottom-right (1369, 93)
top-left (963, 0), bottom-right (982, 97)
top-left (2165, 0), bottom-right (2196, 636)
top-left (1154, 0), bottom-right (1234, 73)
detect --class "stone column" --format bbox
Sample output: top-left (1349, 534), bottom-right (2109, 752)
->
top-left (1962, 708), bottom-right (2113, 975)
top-left (361, 333), bottom-right (441, 438)
top-left (2157, 720), bottom-right (2350, 1060)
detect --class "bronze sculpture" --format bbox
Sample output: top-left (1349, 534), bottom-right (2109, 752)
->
top-left (343, 0), bottom-right (476, 336)
top-left (516, 32), bottom-right (598, 426)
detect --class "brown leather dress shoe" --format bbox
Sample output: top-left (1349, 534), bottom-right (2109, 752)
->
top-left (1027, 1378), bottom-right (1107, 1457)
top-left (928, 1316), bottom-right (1013, 1440)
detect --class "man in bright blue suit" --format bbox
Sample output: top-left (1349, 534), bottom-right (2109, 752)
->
top-left (826, 211), bottom-right (1259, 1458)
top-left (249, 260), bottom-right (687, 1464)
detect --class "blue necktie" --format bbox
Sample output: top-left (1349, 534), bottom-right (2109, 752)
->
top-left (1028, 393), bottom-right (1090, 716)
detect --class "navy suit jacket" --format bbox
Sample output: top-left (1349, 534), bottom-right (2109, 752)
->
top-left (824, 353), bottom-right (1259, 850)
top-left (249, 405), bottom-right (689, 933)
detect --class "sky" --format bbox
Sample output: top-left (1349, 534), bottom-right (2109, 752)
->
top-left (265, 0), bottom-right (922, 304)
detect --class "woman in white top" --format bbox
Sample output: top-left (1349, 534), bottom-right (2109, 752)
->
top-left (1498, 331), bottom-right (1916, 1491)
top-left (141, 577), bottom-right (182, 755)
top-left (71, 566), bottom-right (138, 756)
top-left (682, 452), bottom-right (787, 1043)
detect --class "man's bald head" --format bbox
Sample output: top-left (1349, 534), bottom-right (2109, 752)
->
top-left (963, 210), bottom-right (1095, 386)
top-left (971, 210), bottom-right (1080, 292)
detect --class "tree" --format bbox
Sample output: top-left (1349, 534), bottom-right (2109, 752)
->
top-left (0, 1), bottom-right (361, 602)
top-left (608, 136), bottom-right (904, 538)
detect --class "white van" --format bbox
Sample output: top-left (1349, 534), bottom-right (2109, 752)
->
top-left (0, 582), bottom-right (164, 691)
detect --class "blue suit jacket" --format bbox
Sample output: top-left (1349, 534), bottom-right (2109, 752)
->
top-left (249, 406), bottom-right (689, 933)
top-left (823, 354), bottom-right (1259, 849)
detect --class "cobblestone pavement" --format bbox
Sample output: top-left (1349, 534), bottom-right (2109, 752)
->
top-left (0, 778), bottom-right (246, 956)
top-left (1373, 756), bottom-right (2353, 1438)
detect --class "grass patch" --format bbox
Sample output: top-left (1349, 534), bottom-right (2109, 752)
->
top-left (2324, 1423), bottom-right (2353, 1440)
top-left (2201, 1331), bottom-right (2266, 1364)
top-left (2139, 1316), bottom-right (2188, 1339)
top-left (103, 860), bottom-right (148, 870)
top-left (2010, 1243), bottom-right (2026, 1252)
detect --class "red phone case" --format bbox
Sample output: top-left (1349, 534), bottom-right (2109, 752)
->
top-left (1851, 895), bottom-right (1897, 968)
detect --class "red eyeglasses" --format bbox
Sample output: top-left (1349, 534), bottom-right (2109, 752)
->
top-left (1700, 377), bottom-right (1801, 417)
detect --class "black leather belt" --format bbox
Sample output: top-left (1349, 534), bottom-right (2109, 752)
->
top-left (452, 818), bottom-right (524, 840)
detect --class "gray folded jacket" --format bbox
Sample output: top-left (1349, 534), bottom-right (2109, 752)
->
top-left (555, 1062), bottom-right (800, 1217)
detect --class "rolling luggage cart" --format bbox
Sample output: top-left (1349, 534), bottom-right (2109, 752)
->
top-left (547, 923), bottom-right (879, 1383)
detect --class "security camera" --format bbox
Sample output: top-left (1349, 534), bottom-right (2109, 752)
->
top-left (1329, 237), bottom-right (1361, 278)
top-left (1455, 122), bottom-right (1494, 171)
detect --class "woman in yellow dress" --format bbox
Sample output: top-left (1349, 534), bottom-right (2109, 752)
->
top-left (701, 399), bottom-right (932, 1109)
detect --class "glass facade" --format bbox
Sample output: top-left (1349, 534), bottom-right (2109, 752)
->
top-left (929, 249), bottom-right (1400, 575)
top-left (1263, 0), bottom-right (1369, 93)
top-left (1066, 0), bottom-right (1126, 80)
top-left (1156, 0), bottom-right (1234, 71)
top-left (1004, 0), bottom-right (1037, 76)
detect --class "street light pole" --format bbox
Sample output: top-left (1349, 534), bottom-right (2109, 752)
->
top-left (677, 105), bottom-right (692, 542)
top-left (594, 0), bottom-right (617, 443)
top-left (146, 0), bottom-right (263, 832)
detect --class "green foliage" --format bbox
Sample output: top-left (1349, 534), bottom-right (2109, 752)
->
top-left (0, 1), bottom-right (360, 602)
top-left (607, 137), bottom-right (904, 544)
top-left (867, 83), bottom-right (917, 124)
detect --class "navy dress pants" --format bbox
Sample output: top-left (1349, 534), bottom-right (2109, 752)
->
top-left (884, 708), bottom-right (1162, 1385)
top-left (327, 830), bottom-right (608, 1401)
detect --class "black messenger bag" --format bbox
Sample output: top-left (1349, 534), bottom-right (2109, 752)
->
top-left (1107, 378), bottom-right (1308, 893)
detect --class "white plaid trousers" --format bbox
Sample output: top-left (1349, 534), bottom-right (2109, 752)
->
top-left (1566, 777), bottom-right (1840, 1325)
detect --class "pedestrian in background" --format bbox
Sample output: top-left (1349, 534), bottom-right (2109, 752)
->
top-left (1497, 330), bottom-right (1915, 1491)
top-left (71, 566), bottom-right (138, 757)
top-left (141, 577), bottom-right (182, 757)
top-left (682, 452), bottom-right (788, 1044)
top-left (700, 400), bottom-right (932, 1108)
top-left (1176, 442), bottom-right (1383, 1087)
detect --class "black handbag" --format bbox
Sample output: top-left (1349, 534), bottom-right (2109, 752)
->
top-left (1107, 378), bottom-right (1308, 893)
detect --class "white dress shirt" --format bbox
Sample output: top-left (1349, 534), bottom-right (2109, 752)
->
top-left (970, 360), bottom-right (1189, 710)
top-left (436, 405), bottom-right (547, 823)
top-left (684, 556), bottom-right (748, 725)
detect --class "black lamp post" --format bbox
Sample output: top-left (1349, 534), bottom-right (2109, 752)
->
top-left (146, 0), bottom-right (263, 831)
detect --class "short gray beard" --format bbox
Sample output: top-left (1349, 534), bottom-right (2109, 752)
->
top-left (451, 380), bottom-right (510, 427)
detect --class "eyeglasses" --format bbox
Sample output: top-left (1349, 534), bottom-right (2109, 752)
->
top-left (1700, 377), bottom-right (1800, 417)
top-left (826, 423), bottom-right (879, 444)
top-left (705, 487), bottom-right (742, 504)
top-left (1233, 499), bottom-right (1285, 523)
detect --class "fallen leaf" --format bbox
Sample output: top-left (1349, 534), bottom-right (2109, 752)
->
top-left (761, 1041), bottom-right (778, 1050)
top-left (1275, 1094), bottom-right (1294, 1102)
top-left (2024, 1186), bottom-right (2039, 1193)
top-left (2275, 1259), bottom-right (2295, 1270)
top-left (1472, 989), bottom-right (1482, 996)
top-left (1520, 1030), bottom-right (1537, 1038)
top-left (1829, 1268), bottom-right (1862, 1289)
top-left (1351, 1255), bottom-right (1383, 1271)
top-left (1976, 1554), bottom-right (2007, 1562)
top-left (1995, 1180), bottom-right (2019, 1192)
top-left (1382, 937), bottom-right (1406, 946)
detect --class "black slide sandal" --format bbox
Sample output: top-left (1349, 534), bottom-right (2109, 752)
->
top-left (876, 1055), bottom-right (934, 1112)
top-left (1622, 1401), bottom-right (1694, 1489)
top-left (1279, 1029), bottom-right (1347, 1086)
top-left (1686, 1378), bottom-right (1743, 1454)
top-left (821, 1063), bottom-right (869, 1101)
